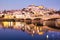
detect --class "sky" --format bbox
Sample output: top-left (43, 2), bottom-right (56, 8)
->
top-left (0, 0), bottom-right (60, 10)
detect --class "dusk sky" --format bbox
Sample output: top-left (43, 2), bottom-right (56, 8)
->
top-left (0, 0), bottom-right (60, 10)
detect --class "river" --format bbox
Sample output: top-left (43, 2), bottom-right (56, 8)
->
top-left (0, 21), bottom-right (60, 40)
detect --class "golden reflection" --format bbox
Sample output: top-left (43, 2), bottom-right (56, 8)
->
top-left (40, 27), bottom-right (43, 30)
top-left (2, 21), bottom-right (14, 28)
top-left (2, 21), bottom-right (44, 35)
top-left (37, 27), bottom-right (44, 35)
top-left (13, 22), bottom-right (21, 29)
top-left (38, 32), bottom-right (44, 35)
top-left (2, 22), bottom-right (10, 28)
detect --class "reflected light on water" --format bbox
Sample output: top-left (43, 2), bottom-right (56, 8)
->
top-left (1, 21), bottom-right (45, 35)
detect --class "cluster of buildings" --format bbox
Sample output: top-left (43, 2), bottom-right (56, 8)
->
top-left (0, 4), bottom-right (58, 19)
top-left (0, 4), bottom-right (60, 35)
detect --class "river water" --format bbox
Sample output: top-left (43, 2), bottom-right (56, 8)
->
top-left (0, 21), bottom-right (60, 40)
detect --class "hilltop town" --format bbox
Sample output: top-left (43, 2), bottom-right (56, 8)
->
top-left (0, 4), bottom-right (60, 18)
top-left (0, 5), bottom-right (60, 35)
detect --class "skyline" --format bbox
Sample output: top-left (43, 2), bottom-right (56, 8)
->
top-left (0, 0), bottom-right (60, 10)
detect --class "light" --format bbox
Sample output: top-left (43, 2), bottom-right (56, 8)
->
top-left (2, 22), bottom-right (9, 28)
top-left (38, 6), bottom-right (44, 9)
top-left (4, 14), bottom-right (9, 18)
top-left (38, 31), bottom-right (44, 35)
top-left (40, 27), bottom-right (42, 31)
top-left (33, 30), bottom-right (35, 34)
top-left (46, 35), bottom-right (49, 39)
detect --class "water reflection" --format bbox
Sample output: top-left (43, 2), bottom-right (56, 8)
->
top-left (0, 21), bottom-right (45, 35)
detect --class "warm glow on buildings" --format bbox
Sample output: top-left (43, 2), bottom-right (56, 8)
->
top-left (0, 4), bottom-right (60, 36)
top-left (38, 6), bottom-right (44, 9)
